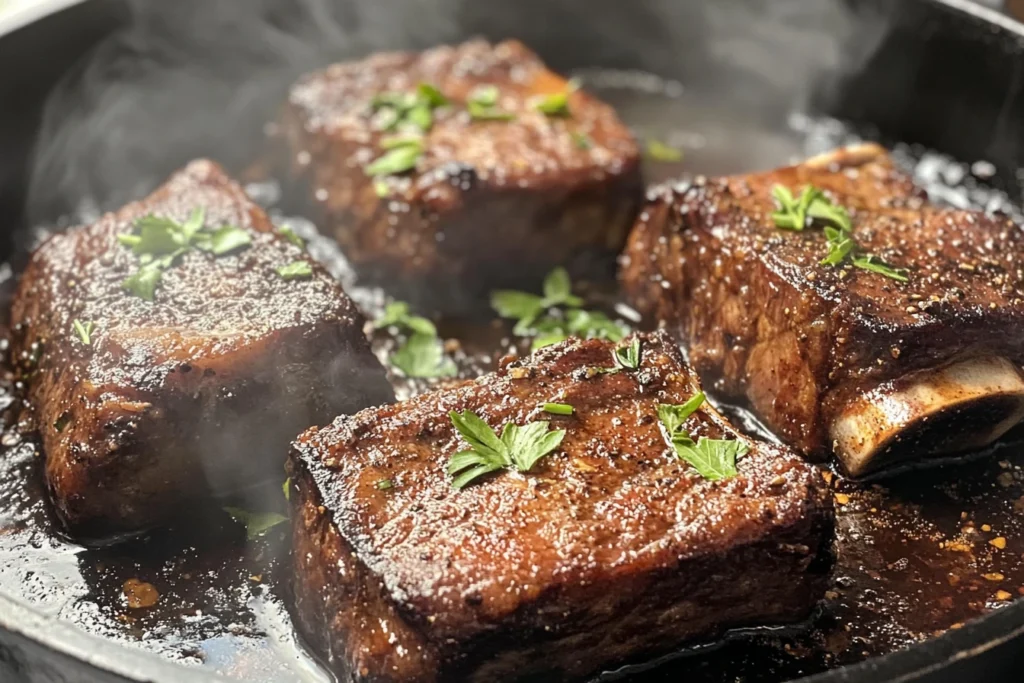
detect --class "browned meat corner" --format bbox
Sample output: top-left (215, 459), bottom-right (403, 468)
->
top-left (621, 144), bottom-right (1024, 476)
top-left (278, 39), bottom-right (643, 314)
top-left (10, 160), bottom-right (394, 543)
top-left (288, 331), bottom-right (834, 683)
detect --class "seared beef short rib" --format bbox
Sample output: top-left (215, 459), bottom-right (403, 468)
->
top-left (621, 144), bottom-right (1024, 475)
top-left (279, 39), bottom-right (642, 314)
top-left (288, 331), bottom-right (834, 682)
top-left (11, 160), bottom-right (393, 542)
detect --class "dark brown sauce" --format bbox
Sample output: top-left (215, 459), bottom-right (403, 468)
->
top-left (1, 73), bottom-right (1023, 682)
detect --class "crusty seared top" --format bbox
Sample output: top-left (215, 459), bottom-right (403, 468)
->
top-left (286, 39), bottom-right (639, 198)
top-left (293, 332), bottom-right (831, 643)
top-left (11, 160), bottom-right (365, 392)
top-left (661, 144), bottom-right (1024, 331)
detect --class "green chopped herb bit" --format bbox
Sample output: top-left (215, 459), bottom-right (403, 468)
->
top-left (374, 301), bottom-right (436, 336)
top-left (118, 207), bottom-right (254, 300)
top-left (491, 267), bottom-right (629, 352)
top-left (390, 332), bottom-right (456, 379)
top-left (223, 507), bottom-right (288, 540)
top-left (366, 144), bottom-right (422, 177)
top-left (282, 478), bottom-right (291, 501)
top-left (373, 177), bottom-right (392, 198)
top-left (613, 337), bottom-right (642, 371)
top-left (446, 409), bottom-right (566, 489)
top-left (467, 84), bottom-right (515, 121)
top-left (417, 82), bottom-right (449, 108)
top-left (657, 392), bottom-right (748, 481)
top-left (771, 184), bottom-right (907, 282)
top-left (571, 131), bottom-right (592, 150)
top-left (276, 261), bottom-right (313, 280)
top-left (72, 319), bottom-right (95, 346)
top-left (534, 78), bottom-right (579, 117)
top-left (278, 226), bottom-right (304, 248)
top-left (645, 139), bottom-right (683, 162)
top-left (468, 84), bottom-right (499, 108)
top-left (375, 478), bottom-right (394, 490)
top-left (542, 402), bottom-right (574, 416)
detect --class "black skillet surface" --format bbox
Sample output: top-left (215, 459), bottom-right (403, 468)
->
top-left (4, 1), bottom-right (1024, 682)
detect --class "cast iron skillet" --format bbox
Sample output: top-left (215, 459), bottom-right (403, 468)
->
top-left (2, 0), bottom-right (1024, 682)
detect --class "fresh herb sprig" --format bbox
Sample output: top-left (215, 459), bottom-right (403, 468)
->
top-left (656, 392), bottom-right (749, 480)
top-left (491, 268), bottom-right (628, 351)
top-left (446, 409), bottom-right (566, 489)
top-left (645, 139), bottom-right (683, 162)
top-left (770, 184), bottom-right (908, 282)
top-left (467, 84), bottom-right (516, 121)
top-left (533, 78), bottom-right (580, 117)
top-left (366, 82), bottom-right (450, 179)
top-left (223, 507), bottom-right (288, 540)
top-left (375, 301), bottom-right (455, 379)
top-left (72, 320), bottom-right (95, 346)
top-left (119, 207), bottom-right (252, 300)
top-left (276, 261), bottom-right (313, 280)
top-left (542, 402), bottom-right (574, 415)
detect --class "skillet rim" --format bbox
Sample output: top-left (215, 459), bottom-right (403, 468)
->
top-left (0, 0), bottom-right (1022, 682)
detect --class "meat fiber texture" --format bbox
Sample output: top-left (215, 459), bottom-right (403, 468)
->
top-left (279, 38), bottom-right (643, 315)
top-left (10, 160), bottom-right (393, 542)
top-left (288, 331), bottom-right (834, 682)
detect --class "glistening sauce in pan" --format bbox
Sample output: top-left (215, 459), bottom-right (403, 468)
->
top-left (1, 72), bottom-right (1024, 683)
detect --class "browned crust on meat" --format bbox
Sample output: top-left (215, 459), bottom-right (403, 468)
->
top-left (288, 331), bottom-right (834, 682)
top-left (278, 39), bottom-right (642, 314)
top-left (620, 144), bottom-right (1024, 457)
top-left (10, 160), bottom-right (393, 541)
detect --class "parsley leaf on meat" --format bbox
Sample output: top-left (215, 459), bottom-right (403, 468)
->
top-left (447, 410), bottom-right (566, 489)
top-left (72, 320), bottom-right (95, 346)
top-left (657, 392), bottom-right (748, 481)
top-left (223, 507), bottom-right (288, 540)
top-left (276, 261), bottom-right (313, 280)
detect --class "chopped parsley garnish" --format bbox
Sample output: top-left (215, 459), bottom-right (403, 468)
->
top-left (645, 139), bottom-right (683, 162)
top-left (375, 301), bottom-right (454, 379)
top-left (373, 178), bottom-right (392, 198)
top-left (118, 207), bottom-right (253, 300)
top-left (657, 392), bottom-right (748, 481)
top-left (278, 226), bottom-right (304, 248)
top-left (366, 138), bottom-right (423, 177)
top-left (417, 83), bottom-right (449, 108)
top-left (467, 84), bottom-right (515, 121)
top-left (770, 184), bottom-right (907, 282)
top-left (446, 409), bottom-right (566, 489)
top-left (542, 402), bottom-right (574, 415)
top-left (390, 332), bottom-right (457, 379)
top-left (491, 268), bottom-right (628, 351)
top-left (613, 337), bottom-right (642, 371)
top-left (282, 478), bottom-right (291, 501)
top-left (375, 478), bottom-right (394, 490)
top-left (223, 507), bottom-right (288, 540)
top-left (571, 131), bottom-right (592, 150)
top-left (72, 319), bottom-right (95, 346)
top-left (276, 261), bottom-right (313, 280)
top-left (533, 79), bottom-right (579, 117)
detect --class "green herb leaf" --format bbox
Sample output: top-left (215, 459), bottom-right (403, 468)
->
top-left (468, 85), bottom-right (499, 108)
top-left (366, 144), bottom-right (422, 176)
top-left (72, 319), bottom-right (95, 346)
top-left (821, 226), bottom-right (855, 266)
top-left (276, 261), bottom-right (313, 280)
top-left (278, 226), bottom-right (304, 248)
top-left (129, 216), bottom-right (185, 256)
top-left (390, 332), bottom-right (456, 378)
top-left (201, 225), bottom-right (252, 256)
top-left (541, 267), bottom-right (583, 308)
top-left (542, 402), bottom-right (574, 415)
top-left (645, 139), bottom-right (683, 162)
top-left (417, 82), bottom-right (449, 107)
top-left (447, 410), bottom-right (565, 488)
top-left (122, 265), bottom-right (163, 301)
top-left (657, 393), bottom-right (706, 436)
top-left (531, 330), bottom-right (570, 351)
top-left (381, 134), bottom-right (424, 150)
top-left (770, 185), bottom-right (821, 231)
top-left (491, 290), bottom-right (544, 326)
top-left (571, 131), bottom-right (592, 150)
top-left (852, 254), bottom-right (909, 282)
top-left (405, 104), bottom-right (432, 131)
top-left (656, 392), bottom-right (747, 480)
top-left (565, 309), bottom-right (626, 342)
top-left (613, 337), bottom-right (642, 371)
top-left (375, 301), bottom-right (436, 336)
top-left (282, 478), bottom-right (291, 501)
top-left (179, 207), bottom-right (206, 243)
top-left (671, 438), bottom-right (747, 481)
top-left (534, 91), bottom-right (571, 116)
top-left (373, 178), bottom-right (391, 198)
top-left (223, 507), bottom-right (288, 540)
top-left (467, 101), bottom-right (516, 121)
top-left (375, 478), bottom-right (395, 490)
